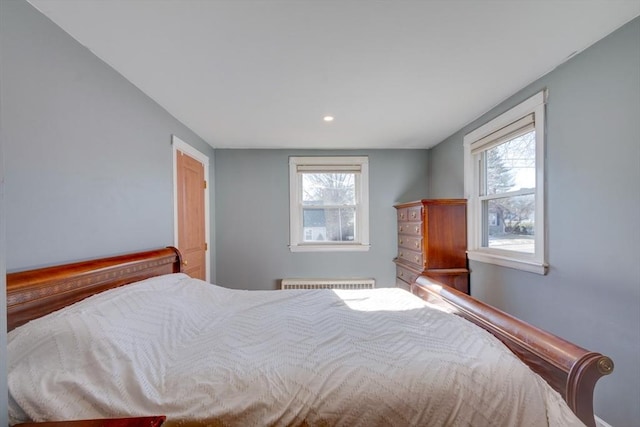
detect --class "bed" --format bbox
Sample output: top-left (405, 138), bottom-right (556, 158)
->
top-left (6, 247), bottom-right (613, 427)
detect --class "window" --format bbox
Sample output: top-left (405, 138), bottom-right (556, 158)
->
top-left (289, 156), bottom-right (370, 252)
top-left (464, 91), bottom-right (547, 274)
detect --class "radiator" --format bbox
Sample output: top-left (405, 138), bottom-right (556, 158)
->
top-left (281, 278), bottom-right (375, 290)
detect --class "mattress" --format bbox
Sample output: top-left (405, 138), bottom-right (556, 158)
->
top-left (8, 273), bottom-right (584, 426)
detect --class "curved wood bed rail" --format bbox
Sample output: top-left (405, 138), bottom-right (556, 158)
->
top-left (7, 247), bottom-right (182, 331)
top-left (414, 275), bottom-right (613, 427)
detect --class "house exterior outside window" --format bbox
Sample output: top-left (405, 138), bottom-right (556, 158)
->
top-left (289, 156), bottom-right (370, 252)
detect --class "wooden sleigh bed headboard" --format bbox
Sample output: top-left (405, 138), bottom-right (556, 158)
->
top-left (6, 247), bottom-right (183, 331)
top-left (6, 247), bottom-right (612, 427)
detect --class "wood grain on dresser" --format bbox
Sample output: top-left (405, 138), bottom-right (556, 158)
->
top-left (393, 199), bottom-right (469, 293)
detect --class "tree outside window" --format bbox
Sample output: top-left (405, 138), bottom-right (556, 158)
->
top-left (289, 156), bottom-right (370, 252)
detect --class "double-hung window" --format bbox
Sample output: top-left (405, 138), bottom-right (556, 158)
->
top-left (289, 156), bottom-right (370, 252)
top-left (464, 91), bottom-right (547, 274)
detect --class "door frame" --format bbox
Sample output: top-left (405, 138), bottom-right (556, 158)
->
top-left (172, 135), bottom-right (210, 282)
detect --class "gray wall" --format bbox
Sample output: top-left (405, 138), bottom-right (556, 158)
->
top-left (0, 136), bottom-right (7, 426)
top-left (0, 1), bottom-right (8, 419)
top-left (429, 18), bottom-right (640, 426)
top-left (215, 149), bottom-right (429, 290)
top-left (0, 141), bottom-right (6, 425)
top-left (0, 2), bottom-right (217, 422)
top-left (1, 0), bottom-right (215, 273)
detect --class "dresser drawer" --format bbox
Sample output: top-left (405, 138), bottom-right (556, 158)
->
top-left (398, 221), bottom-right (422, 236)
top-left (407, 206), bottom-right (422, 221)
top-left (397, 248), bottom-right (423, 266)
top-left (397, 206), bottom-right (422, 222)
top-left (396, 265), bottom-right (419, 285)
top-left (396, 277), bottom-right (412, 292)
top-left (397, 208), bottom-right (409, 222)
top-left (398, 235), bottom-right (422, 251)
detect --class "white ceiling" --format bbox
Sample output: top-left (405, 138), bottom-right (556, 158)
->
top-left (27, 0), bottom-right (640, 149)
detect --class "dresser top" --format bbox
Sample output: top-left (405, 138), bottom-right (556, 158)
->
top-left (393, 199), bottom-right (466, 209)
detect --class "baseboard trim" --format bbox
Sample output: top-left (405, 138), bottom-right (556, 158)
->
top-left (595, 415), bottom-right (613, 427)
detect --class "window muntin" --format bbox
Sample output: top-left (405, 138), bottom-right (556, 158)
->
top-left (289, 157), bottom-right (369, 252)
top-left (482, 129), bottom-right (536, 196)
top-left (484, 194), bottom-right (535, 253)
top-left (480, 128), bottom-right (536, 254)
top-left (302, 173), bottom-right (355, 204)
top-left (464, 91), bottom-right (547, 274)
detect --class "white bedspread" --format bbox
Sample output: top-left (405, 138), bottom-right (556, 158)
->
top-left (8, 273), bottom-right (584, 426)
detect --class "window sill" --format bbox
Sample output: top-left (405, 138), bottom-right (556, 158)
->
top-left (289, 244), bottom-right (371, 253)
top-left (467, 250), bottom-right (548, 275)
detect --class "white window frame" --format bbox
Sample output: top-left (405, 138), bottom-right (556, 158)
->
top-left (289, 156), bottom-right (370, 252)
top-left (463, 91), bottom-right (548, 275)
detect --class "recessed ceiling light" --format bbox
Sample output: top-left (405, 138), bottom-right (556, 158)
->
top-left (323, 116), bottom-right (334, 122)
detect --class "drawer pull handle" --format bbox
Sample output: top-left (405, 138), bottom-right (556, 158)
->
top-left (399, 226), bottom-right (404, 232)
top-left (415, 226), bottom-right (420, 233)
top-left (411, 212), bottom-right (416, 218)
top-left (415, 241), bottom-right (419, 248)
top-left (399, 252), bottom-right (404, 257)
top-left (399, 238), bottom-right (403, 244)
top-left (400, 213), bottom-right (405, 219)
top-left (399, 271), bottom-right (404, 277)
top-left (414, 256), bottom-right (419, 262)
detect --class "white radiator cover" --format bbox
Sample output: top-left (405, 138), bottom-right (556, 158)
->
top-left (281, 278), bottom-right (375, 290)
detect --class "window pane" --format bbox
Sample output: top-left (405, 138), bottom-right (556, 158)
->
top-left (303, 207), bottom-right (355, 242)
top-left (302, 173), bottom-right (355, 205)
top-left (483, 194), bottom-right (535, 253)
top-left (484, 130), bottom-right (536, 195)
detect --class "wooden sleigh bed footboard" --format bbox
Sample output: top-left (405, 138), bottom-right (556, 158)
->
top-left (6, 247), bottom-right (613, 427)
top-left (413, 275), bottom-right (613, 427)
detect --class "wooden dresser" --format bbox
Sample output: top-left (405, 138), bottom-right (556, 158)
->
top-left (394, 199), bottom-right (469, 294)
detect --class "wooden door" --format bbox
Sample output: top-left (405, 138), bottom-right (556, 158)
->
top-left (177, 150), bottom-right (206, 280)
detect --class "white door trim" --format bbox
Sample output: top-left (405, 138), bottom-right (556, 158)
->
top-left (172, 135), bottom-right (210, 282)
